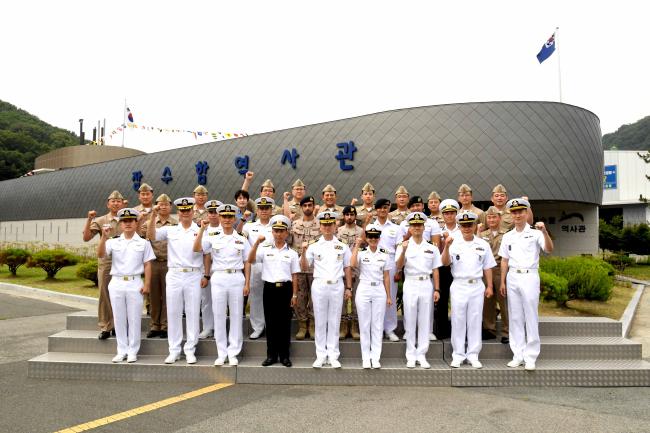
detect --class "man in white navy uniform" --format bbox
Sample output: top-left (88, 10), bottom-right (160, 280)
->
top-left (195, 203), bottom-right (252, 366)
top-left (242, 197), bottom-right (275, 339)
top-left (198, 199), bottom-right (223, 339)
top-left (441, 211), bottom-right (496, 369)
top-left (499, 198), bottom-right (553, 371)
top-left (434, 198), bottom-right (461, 340)
top-left (98, 208), bottom-right (155, 363)
top-left (248, 214), bottom-right (300, 367)
top-left (395, 212), bottom-right (442, 369)
top-left (350, 224), bottom-right (391, 369)
top-left (147, 197), bottom-right (207, 365)
top-left (300, 211), bottom-right (352, 368)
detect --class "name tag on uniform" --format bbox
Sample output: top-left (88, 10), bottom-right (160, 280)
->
top-left (235, 240), bottom-right (244, 245)
top-left (476, 247), bottom-right (484, 251)
top-left (334, 245), bottom-right (343, 250)
top-left (362, 258), bottom-right (370, 263)
top-left (424, 249), bottom-right (434, 254)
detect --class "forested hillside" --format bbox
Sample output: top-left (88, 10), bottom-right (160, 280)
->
top-left (602, 116), bottom-right (650, 150)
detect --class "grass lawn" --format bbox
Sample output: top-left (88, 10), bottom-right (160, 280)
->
top-left (538, 283), bottom-right (636, 320)
top-left (0, 264), bottom-right (99, 298)
top-left (621, 265), bottom-right (650, 282)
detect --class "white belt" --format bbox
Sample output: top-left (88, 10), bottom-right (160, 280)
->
top-left (454, 277), bottom-right (480, 284)
top-left (405, 274), bottom-right (430, 281)
top-left (114, 275), bottom-right (140, 281)
top-left (315, 278), bottom-right (341, 285)
top-left (169, 267), bottom-right (201, 273)
top-left (510, 268), bottom-right (537, 274)
top-left (213, 269), bottom-right (242, 274)
top-left (360, 280), bottom-right (382, 286)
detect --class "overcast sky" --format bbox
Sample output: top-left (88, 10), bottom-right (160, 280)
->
top-left (2, 1), bottom-right (648, 153)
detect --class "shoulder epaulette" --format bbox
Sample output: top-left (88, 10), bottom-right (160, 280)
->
top-left (308, 239), bottom-right (318, 245)
top-left (427, 240), bottom-right (434, 245)
top-left (237, 231), bottom-right (245, 237)
top-left (379, 248), bottom-right (387, 253)
top-left (111, 235), bottom-right (120, 239)
top-left (340, 238), bottom-right (348, 245)
top-left (360, 246), bottom-right (368, 251)
top-left (170, 223), bottom-right (178, 226)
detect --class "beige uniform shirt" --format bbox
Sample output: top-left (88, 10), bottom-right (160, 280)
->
top-left (141, 215), bottom-right (178, 261)
top-left (192, 207), bottom-right (208, 225)
top-left (89, 213), bottom-right (122, 265)
top-left (478, 207), bottom-right (514, 232)
top-left (337, 224), bottom-right (363, 277)
top-left (287, 200), bottom-right (304, 220)
top-left (290, 218), bottom-right (321, 271)
top-left (355, 205), bottom-right (376, 227)
top-left (389, 208), bottom-right (409, 225)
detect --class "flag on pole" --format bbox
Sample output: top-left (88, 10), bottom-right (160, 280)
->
top-left (127, 107), bottom-right (134, 123)
top-left (536, 32), bottom-right (556, 63)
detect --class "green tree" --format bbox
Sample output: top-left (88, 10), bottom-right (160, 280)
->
top-left (76, 260), bottom-right (99, 286)
top-left (0, 248), bottom-right (31, 276)
top-left (27, 249), bottom-right (79, 279)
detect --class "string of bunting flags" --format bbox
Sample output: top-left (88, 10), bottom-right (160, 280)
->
top-left (107, 123), bottom-right (248, 142)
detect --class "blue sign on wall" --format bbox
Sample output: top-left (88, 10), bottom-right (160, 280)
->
top-left (603, 165), bottom-right (617, 189)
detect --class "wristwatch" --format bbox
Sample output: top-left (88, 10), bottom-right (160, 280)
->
top-left (203, 275), bottom-right (211, 280)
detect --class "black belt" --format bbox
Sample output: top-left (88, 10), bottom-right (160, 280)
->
top-left (265, 281), bottom-right (291, 287)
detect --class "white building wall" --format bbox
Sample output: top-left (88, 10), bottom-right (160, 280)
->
top-left (622, 205), bottom-right (650, 225)
top-left (603, 150), bottom-right (650, 205)
top-left (533, 203), bottom-right (598, 256)
top-left (0, 218), bottom-right (97, 254)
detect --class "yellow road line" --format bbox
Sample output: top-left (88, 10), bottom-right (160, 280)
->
top-left (53, 383), bottom-right (232, 433)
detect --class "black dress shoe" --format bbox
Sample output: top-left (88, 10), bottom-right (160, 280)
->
top-left (98, 331), bottom-right (111, 340)
top-left (146, 330), bottom-right (160, 338)
top-left (159, 331), bottom-right (168, 338)
top-left (281, 358), bottom-right (292, 367)
top-left (482, 330), bottom-right (496, 340)
top-left (110, 329), bottom-right (116, 336)
top-left (501, 336), bottom-right (509, 344)
top-left (262, 358), bottom-right (277, 366)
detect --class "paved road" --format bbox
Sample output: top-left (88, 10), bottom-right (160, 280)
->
top-left (1, 291), bottom-right (650, 433)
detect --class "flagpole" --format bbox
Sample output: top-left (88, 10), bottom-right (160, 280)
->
top-left (121, 98), bottom-right (126, 148)
top-left (556, 27), bottom-right (562, 102)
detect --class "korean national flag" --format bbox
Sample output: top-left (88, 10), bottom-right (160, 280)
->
top-left (536, 32), bottom-right (556, 63)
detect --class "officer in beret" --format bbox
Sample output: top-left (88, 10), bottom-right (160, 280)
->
top-left (98, 208), bottom-right (155, 363)
top-left (248, 214), bottom-right (300, 367)
top-left (337, 205), bottom-right (364, 339)
top-left (192, 185), bottom-right (209, 225)
top-left (442, 211), bottom-right (496, 369)
top-left (140, 193), bottom-right (177, 338)
top-left (350, 224), bottom-right (391, 369)
top-left (290, 196), bottom-right (321, 340)
top-left (395, 211), bottom-right (442, 369)
top-left (83, 190), bottom-right (125, 339)
top-left (148, 197), bottom-right (206, 365)
top-left (499, 198), bottom-right (553, 371)
top-left (300, 211), bottom-right (352, 368)
top-left (242, 197), bottom-right (276, 339)
top-left (197, 199), bottom-right (223, 339)
top-left (195, 203), bottom-right (252, 366)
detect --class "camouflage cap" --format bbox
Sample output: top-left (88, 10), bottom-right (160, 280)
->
top-left (193, 185), bottom-right (208, 194)
top-left (155, 193), bottom-right (171, 203)
top-left (138, 183), bottom-right (153, 193)
top-left (107, 190), bottom-right (124, 200)
top-left (394, 185), bottom-right (409, 196)
top-left (361, 182), bottom-right (375, 193)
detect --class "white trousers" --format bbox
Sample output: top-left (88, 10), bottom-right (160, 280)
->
top-left (382, 266), bottom-right (398, 333)
top-left (507, 271), bottom-right (541, 363)
top-left (355, 281), bottom-right (387, 362)
top-left (108, 278), bottom-right (143, 357)
top-left (311, 278), bottom-right (344, 361)
top-left (212, 271), bottom-right (245, 359)
top-left (450, 279), bottom-right (484, 362)
top-left (249, 262), bottom-right (265, 333)
top-left (402, 278), bottom-right (433, 362)
top-left (166, 271), bottom-right (202, 357)
top-left (201, 281), bottom-right (213, 332)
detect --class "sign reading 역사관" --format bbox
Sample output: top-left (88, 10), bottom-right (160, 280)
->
top-left (603, 165), bottom-right (617, 189)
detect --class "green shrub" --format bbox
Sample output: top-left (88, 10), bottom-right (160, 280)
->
top-left (0, 248), bottom-right (31, 276)
top-left (604, 253), bottom-right (634, 272)
top-left (76, 259), bottom-right (98, 286)
top-left (540, 271), bottom-right (569, 306)
top-left (540, 256), bottom-right (613, 301)
top-left (27, 249), bottom-right (79, 279)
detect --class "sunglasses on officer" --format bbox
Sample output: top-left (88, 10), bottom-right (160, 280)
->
top-left (365, 233), bottom-right (380, 239)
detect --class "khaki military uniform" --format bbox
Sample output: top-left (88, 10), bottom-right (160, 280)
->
top-left (320, 204), bottom-right (344, 225)
top-left (480, 227), bottom-right (509, 338)
top-left (388, 209), bottom-right (409, 225)
top-left (290, 219), bottom-right (321, 325)
top-left (89, 213), bottom-right (122, 332)
top-left (287, 200), bottom-right (303, 220)
top-left (429, 213), bottom-right (444, 227)
top-left (355, 205), bottom-right (376, 227)
top-left (337, 224), bottom-right (364, 323)
top-left (141, 215), bottom-right (177, 332)
top-left (478, 207), bottom-right (514, 232)
top-left (192, 207), bottom-right (208, 225)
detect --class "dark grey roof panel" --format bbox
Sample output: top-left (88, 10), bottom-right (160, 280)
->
top-left (0, 101), bottom-right (603, 221)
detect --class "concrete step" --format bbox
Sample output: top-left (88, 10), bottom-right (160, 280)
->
top-left (65, 311), bottom-right (623, 337)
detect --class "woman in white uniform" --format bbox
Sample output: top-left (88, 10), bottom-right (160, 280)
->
top-left (350, 224), bottom-right (391, 369)
top-left (98, 208), bottom-right (155, 363)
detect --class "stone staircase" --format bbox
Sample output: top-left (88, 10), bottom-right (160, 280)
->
top-left (28, 312), bottom-right (650, 386)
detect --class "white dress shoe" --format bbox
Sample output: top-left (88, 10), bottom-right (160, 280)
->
top-left (112, 354), bottom-right (126, 363)
top-left (126, 354), bottom-right (137, 363)
top-left (524, 362), bottom-right (536, 371)
top-left (406, 360), bottom-right (416, 368)
top-left (386, 332), bottom-right (400, 342)
top-left (402, 333), bottom-right (408, 340)
top-left (330, 359), bottom-right (342, 369)
top-left (164, 354), bottom-right (180, 364)
top-left (198, 329), bottom-right (214, 339)
top-left (214, 357), bottom-right (226, 366)
top-left (429, 333), bottom-right (438, 341)
top-left (312, 358), bottom-right (325, 368)
top-left (371, 360), bottom-right (381, 369)
top-left (186, 354), bottom-right (197, 364)
top-left (470, 360), bottom-right (483, 369)
top-left (507, 359), bottom-right (524, 368)
top-left (229, 357), bottom-right (239, 366)
top-left (249, 329), bottom-right (264, 339)
top-left (450, 359), bottom-right (462, 368)
top-left (418, 359), bottom-right (431, 369)
top-left (362, 360), bottom-right (371, 369)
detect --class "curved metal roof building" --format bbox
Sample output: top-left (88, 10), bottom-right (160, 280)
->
top-left (0, 101), bottom-right (602, 221)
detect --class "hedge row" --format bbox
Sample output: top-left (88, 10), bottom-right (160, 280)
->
top-left (540, 256), bottom-right (614, 305)
top-left (0, 247), bottom-right (97, 285)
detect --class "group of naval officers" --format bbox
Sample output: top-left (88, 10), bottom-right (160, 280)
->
top-left (84, 171), bottom-right (553, 371)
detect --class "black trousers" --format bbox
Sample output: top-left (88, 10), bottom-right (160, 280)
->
top-left (434, 266), bottom-right (452, 339)
top-left (263, 281), bottom-right (293, 360)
